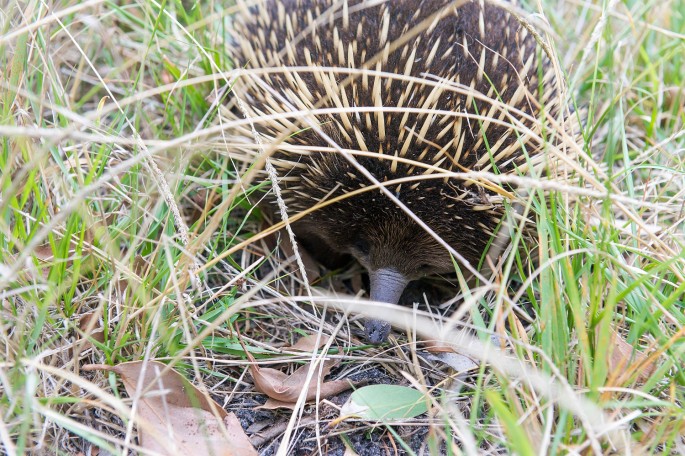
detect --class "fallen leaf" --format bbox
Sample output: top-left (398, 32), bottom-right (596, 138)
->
top-left (249, 356), bottom-right (351, 403)
top-left (258, 397), bottom-right (299, 410)
top-left (605, 328), bottom-right (656, 384)
top-left (344, 445), bottom-right (360, 456)
top-left (339, 385), bottom-right (428, 421)
top-left (84, 361), bottom-right (256, 456)
top-left (33, 244), bottom-right (54, 261)
top-left (432, 352), bottom-right (478, 373)
top-left (287, 333), bottom-right (331, 352)
top-left (72, 311), bottom-right (106, 359)
top-left (422, 339), bottom-right (455, 353)
top-left (422, 341), bottom-right (480, 375)
top-left (79, 312), bottom-right (105, 346)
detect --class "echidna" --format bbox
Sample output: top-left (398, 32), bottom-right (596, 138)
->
top-left (229, 0), bottom-right (566, 343)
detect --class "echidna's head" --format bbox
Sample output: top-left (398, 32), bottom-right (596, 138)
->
top-left (349, 220), bottom-right (457, 343)
top-left (347, 216), bottom-right (456, 285)
top-left (298, 203), bottom-right (467, 344)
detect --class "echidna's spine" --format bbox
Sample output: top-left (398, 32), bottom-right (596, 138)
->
top-left (228, 0), bottom-right (570, 271)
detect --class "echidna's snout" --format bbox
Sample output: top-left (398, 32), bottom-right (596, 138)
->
top-left (364, 320), bottom-right (391, 345)
top-left (345, 223), bottom-right (454, 344)
top-left (369, 268), bottom-right (409, 304)
top-left (365, 268), bottom-right (410, 344)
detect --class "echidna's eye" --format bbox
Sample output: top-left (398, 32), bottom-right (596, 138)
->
top-left (354, 238), bottom-right (370, 256)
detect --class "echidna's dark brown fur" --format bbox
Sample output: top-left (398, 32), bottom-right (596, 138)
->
top-left (230, 0), bottom-right (566, 343)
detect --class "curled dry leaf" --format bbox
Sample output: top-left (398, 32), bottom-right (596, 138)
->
top-left (249, 355), bottom-right (352, 404)
top-left (79, 312), bottom-right (105, 346)
top-left (33, 244), bottom-right (55, 262)
top-left (423, 340), bottom-right (478, 376)
top-left (259, 397), bottom-right (301, 411)
top-left (287, 333), bottom-right (332, 352)
top-left (432, 352), bottom-right (478, 373)
top-left (422, 339), bottom-right (456, 353)
top-left (83, 361), bottom-right (256, 456)
top-left (72, 312), bottom-right (106, 360)
top-left (605, 328), bottom-right (656, 384)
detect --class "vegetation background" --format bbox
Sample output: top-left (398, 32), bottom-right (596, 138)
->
top-left (0, 0), bottom-right (683, 454)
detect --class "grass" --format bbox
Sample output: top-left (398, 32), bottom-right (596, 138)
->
top-left (1, 0), bottom-right (684, 454)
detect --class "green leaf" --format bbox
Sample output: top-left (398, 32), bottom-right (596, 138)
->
top-left (340, 385), bottom-right (428, 421)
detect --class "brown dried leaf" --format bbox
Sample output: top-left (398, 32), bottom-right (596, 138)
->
top-left (250, 357), bottom-right (351, 403)
top-left (606, 328), bottom-right (656, 384)
top-left (31, 244), bottom-right (55, 279)
top-left (433, 352), bottom-right (478, 373)
top-left (79, 312), bottom-right (105, 346)
top-left (33, 244), bottom-right (54, 261)
top-left (259, 397), bottom-right (298, 410)
top-left (84, 361), bottom-right (256, 456)
top-left (422, 339), bottom-right (456, 353)
top-left (287, 334), bottom-right (331, 352)
top-left (72, 312), bottom-right (106, 358)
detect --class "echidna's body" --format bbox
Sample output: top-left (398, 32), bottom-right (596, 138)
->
top-left (230, 0), bottom-right (565, 342)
